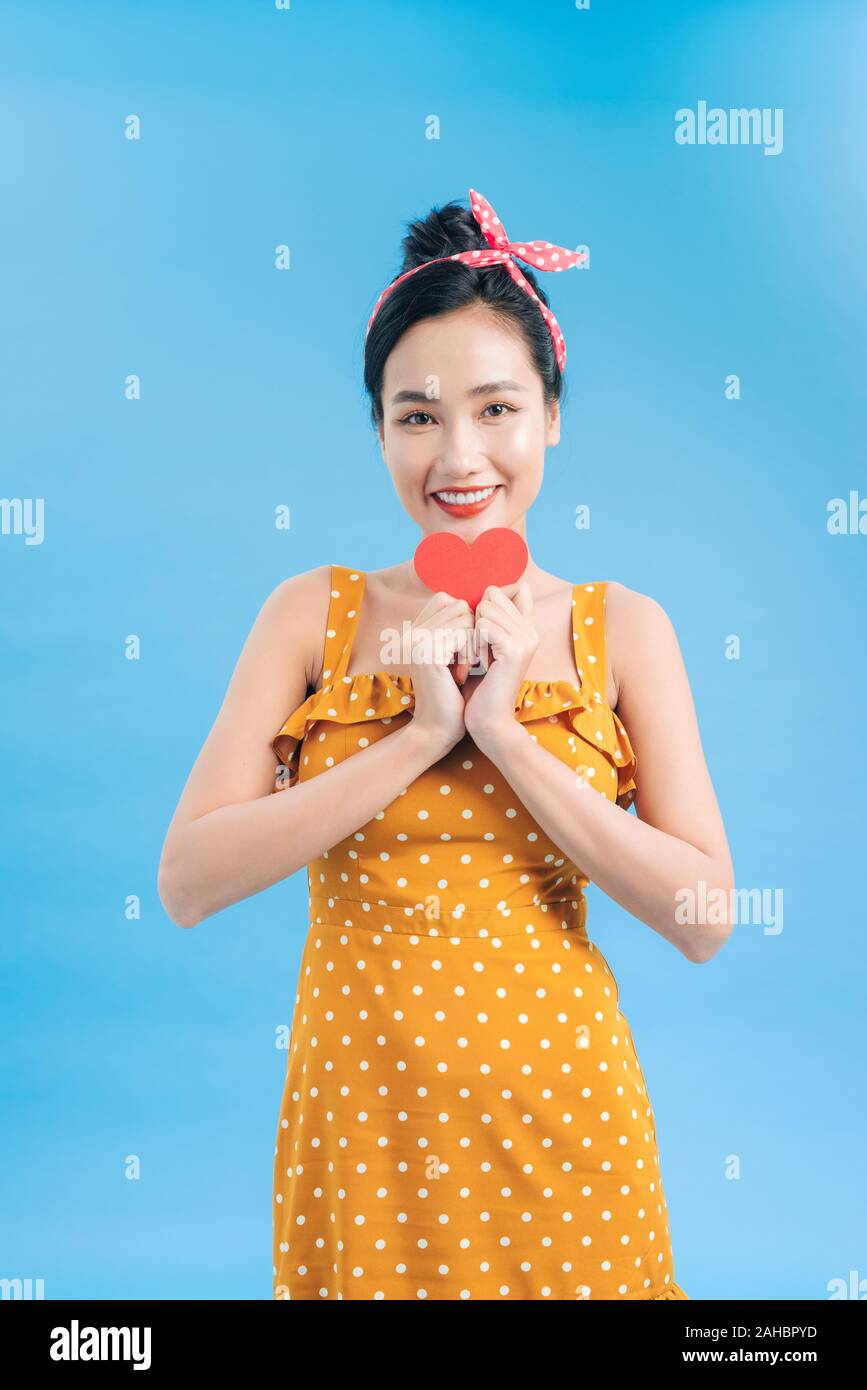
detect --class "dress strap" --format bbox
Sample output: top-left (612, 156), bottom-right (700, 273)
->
top-left (571, 581), bottom-right (608, 701)
top-left (321, 565), bottom-right (365, 686)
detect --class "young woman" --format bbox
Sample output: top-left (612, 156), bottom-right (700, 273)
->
top-left (158, 188), bottom-right (734, 1301)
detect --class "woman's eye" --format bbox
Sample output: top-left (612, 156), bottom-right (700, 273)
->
top-left (483, 402), bottom-right (516, 418)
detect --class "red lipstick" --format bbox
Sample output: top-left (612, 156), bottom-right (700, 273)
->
top-left (429, 483), bottom-right (501, 518)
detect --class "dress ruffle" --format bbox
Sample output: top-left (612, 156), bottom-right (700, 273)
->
top-left (272, 672), bottom-right (637, 808)
top-left (271, 672), bottom-right (415, 782)
top-left (647, 1280), bottom-right (689, 1300)
top-left (514, 681), bottom-right (638, 811)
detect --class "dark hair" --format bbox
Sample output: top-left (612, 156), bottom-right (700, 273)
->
top-left (363, 195), bottom-right (566, 430)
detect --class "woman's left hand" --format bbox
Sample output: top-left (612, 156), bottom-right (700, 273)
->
top-left (462, 581), bottom-right (538, 742)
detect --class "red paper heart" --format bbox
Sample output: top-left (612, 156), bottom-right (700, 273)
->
top-left (413, 528), bottom-right (529, 611)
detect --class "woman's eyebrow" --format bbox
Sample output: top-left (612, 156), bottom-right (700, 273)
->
top-left (390, 379), bottom-right (526, 405)
top-left (467, 379), bottom-right (526, 397)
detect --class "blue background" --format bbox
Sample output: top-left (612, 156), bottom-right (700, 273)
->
top-left (2, 0), bottom-right (865, 1301)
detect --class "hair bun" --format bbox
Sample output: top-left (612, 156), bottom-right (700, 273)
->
top-left (399, 198), bottom-right (486, 273)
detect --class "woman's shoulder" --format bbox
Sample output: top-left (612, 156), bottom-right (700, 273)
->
top-left (603, 580), bottom-right (677, 645)
top-left (259, 564), bottom-right (335, 686)
top-left (264, 563), bottom-right (334, 620)
top-left (602, 581), bottom-right (680, 704)
top-left (603, 579), bottom-right (673, 625)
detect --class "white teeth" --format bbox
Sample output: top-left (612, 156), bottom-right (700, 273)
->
top-left (433, 485), bottom-right (497, 505)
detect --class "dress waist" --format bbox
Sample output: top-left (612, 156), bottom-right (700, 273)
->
top-left (308, 893), bottom-right (588, 940)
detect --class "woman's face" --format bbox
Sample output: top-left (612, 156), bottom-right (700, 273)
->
top-left (377, 304), bottom-right (560, 538)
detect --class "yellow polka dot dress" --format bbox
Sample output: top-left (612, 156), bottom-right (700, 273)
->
top-left (269, 565), bottom-right (688, 1301)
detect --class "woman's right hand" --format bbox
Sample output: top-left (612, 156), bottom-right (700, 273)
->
top-left (408, 591), bottom-right (475, 756)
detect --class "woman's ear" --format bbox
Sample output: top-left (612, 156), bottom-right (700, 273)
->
top-left (546, 401), bottom-right (561, 447)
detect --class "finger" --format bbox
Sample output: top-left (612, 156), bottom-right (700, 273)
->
top-left (443, 617), bottom-right (476, 667)
top-left (411, 618), bottom-right (475, 671)
top-left (478, 584), bottom-right (513, 611)
top-left (480, 580), bottom-right (532, 610)
top-left (477, 586), bottom-right (526, 630)
top-left (475, 615), bottom-right (512, 661)
top-left (475, 594), bottom-right (520, 635)
top-left (437, 625), bottom-right (475, 667)
top-left (417, 591), bottom-right (474, 624)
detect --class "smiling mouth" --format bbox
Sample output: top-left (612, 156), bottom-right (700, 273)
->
top-left (429, 484), bottom-right (501, 514)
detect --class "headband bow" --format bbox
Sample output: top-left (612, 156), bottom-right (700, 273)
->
top-left (365, 188), bottom-right (585, 371)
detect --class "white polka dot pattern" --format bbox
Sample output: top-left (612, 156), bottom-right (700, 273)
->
top-left (269, 567), bottom-right (686, 1301)
top-left (365, 188), bottom-right (586, 371)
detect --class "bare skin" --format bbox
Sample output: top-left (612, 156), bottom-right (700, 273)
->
top-left (158, 304), bottom-right (734, 961)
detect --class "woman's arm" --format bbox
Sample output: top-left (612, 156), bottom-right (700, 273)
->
top-left (468, 584), bottom-right (735, 963)
top-left (157, 568), bottom-right (455, 929)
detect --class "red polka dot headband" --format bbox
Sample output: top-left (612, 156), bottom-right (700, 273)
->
top-left (365, 188), bottom-right (586, 371)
